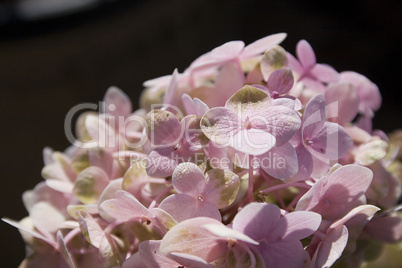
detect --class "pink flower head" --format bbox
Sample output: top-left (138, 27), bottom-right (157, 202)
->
top-left (287, 40), bottom-right (339, 92)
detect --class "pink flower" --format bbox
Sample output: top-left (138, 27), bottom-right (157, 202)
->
top-left (145, 110), bottom-right (207, 177)
top-left (233, 203), bottom-right (321, 268)
top-left (158, 162), bottom-right (240, 222)
top-left (290, 94), bottom-right (352, 181)
top-left (287, 40), bottom-right (339, 92)
top-left (296, 164), bottom-right (373, 221)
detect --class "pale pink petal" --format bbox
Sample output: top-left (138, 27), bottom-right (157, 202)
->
top-left (193, 98), bottom-right (209, 116)
top-left (233, 203), bottom-right (281, 241)
top-left (272, 211), bottom-right (321, 241)
top-left (169, 252), bottom-right (214, 268)
top-left (2, 217), bottom-right (56, 246)
top-left (97, 178), bottom-right (123, 207)
top-left (225, 85), bottom-right (271, 118)
top-left (160, 217), bottom-right (228, 262)
top-left (57, 231), bottom-right (77, 268)
top-left (146, 148), bottom-right (177, 177)
top-left (340, 71), bottom-right (382, 112)
top-left (172, 162), bottom-right (206, 196)
top-left (295, 175), bottom-right (327, 212)
top-left (211, 41), bottom-right (244, 60)
top-left (325, 165), bottom-right (373, 203)
top-left (30, 202), bottom-right (65, 241)
top-left (201, 107), bottom-right (240, 146)
top-left (231, 128), bottom-right (276, 155)
top-left (325, 82), bottom-right (359, 124)
top-left (307, 122), bottom-right (352, 160)
top-left (182, 93), bottom-right (197, 115)
top-left (267, 67), bottom-right (294, 96)
top-left (286, 52), bottom-right (304, 75)
top-left (261, 45), bottom-right (289, 82)
top-left (158, 194), bottom-right (221, 222)
top-left (296, 40), bottom-right (316, 68)
top-left (271, 97), bottom-right (297, 110)
top-left (202, 169), bottom-right (240, 208)
top-left (104, 86), bottom-right (132, 118)
top-left (205, 141), bottom-right (233, 170)
top-left (85, 115), bottom-right (116, 149)
top-left (329, 204), bottom-right (380, 230)
top-left (138, 240), bottom-right (180, 268)
top-left (256, 105), bottom-right (301, 146)
top-left (99, 190), bottom-right (153, 222)
top-left (99, 232), bottom-right (124, 267)
top-left (202, 223), bottom-right (258, 245)
top-left (73, 166), bottom-right (109, 205)
top-left (258, 142), bottom-right (298, 179)
top-left (179, 115), bottom-right (208, 153)
top-left (88, 148), bottom-right (115, 177)
top-left (46, 180), bottom-right (74, 194)
top-left (67, 204), bottom-right (98, 220)
top-left (43, 147), bottom-right (54, 165)
top-left (312, 225), bottom-right (348, 268)
top-left (302, 77), bottom-right (326, 93)
top-left (242, 33), bottom-right (287, 58)
top-left (310, 64), bottom-right (339, 83)
top-left (149, 207), bottom-right (177, 234)
top-left (146, 110), bottom-right (182, 147)
top-left (213, 62), bottom-right (246, 107)
top-left (289, 144), bottom-right (313, 182)
top-left (78, 211), bottom-right (104, 248)
top-left (163, 69), bottom-right (179, 106)
top-left (302, 94), bottom-right (326, 139)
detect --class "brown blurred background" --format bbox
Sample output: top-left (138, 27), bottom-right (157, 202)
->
top-left (0, 0), bottom-right (401, 266)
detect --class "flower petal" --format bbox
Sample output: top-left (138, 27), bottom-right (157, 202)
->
top-left (159, 194), bottom-right (221, 222)
top-left (202, 169), bottom-right (240, 208)
top-left (104, 86), bottom-right (132, 118)
top-left (172, 162), bottom-right (206, 196)
top-left (160, 217), bottom-right (227, 262)
top-left (242, 33), bottom-right (287, 58)
top-left (296, 40), bottom-right (316, 68)
top-left (272, 211), bottom-right (321, 241)
top-left (258, 142), bottom-right (298, 179)
top-left (146, 110), bottom-right (182, 147)
top-left (267, 67), bottom-right (294, 96)
top-left (311, 64), bottom-right (339, 83)
top-left (233, 203), bottom-right (281, 241)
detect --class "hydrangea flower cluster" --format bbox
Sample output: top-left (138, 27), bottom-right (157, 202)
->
top-left (4, 33), bottom-right (402, 268)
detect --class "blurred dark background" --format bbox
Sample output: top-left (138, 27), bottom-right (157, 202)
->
top-left (0, 0), bottom-right (401, 266)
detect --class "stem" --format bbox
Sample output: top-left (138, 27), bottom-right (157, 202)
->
top-left (148, 178), bottom-right (169, 184)
top-left (260, 182), bottom-right (311, 194)
top-left (260, 171), bottom-right (286, 209)
top-left (148, 185), bottom-right (173, 209)
top-left (286, 188), bottom-right (308, 211)
top-left (247, 156), bottom-right (254, 202)
top-left (313, 230), bottom-right (327, 241)
top-left (63, 228), bottom-right (81, 246)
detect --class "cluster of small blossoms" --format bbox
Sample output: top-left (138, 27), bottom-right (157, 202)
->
top-left (4, 33), bottom-right (402, 268)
